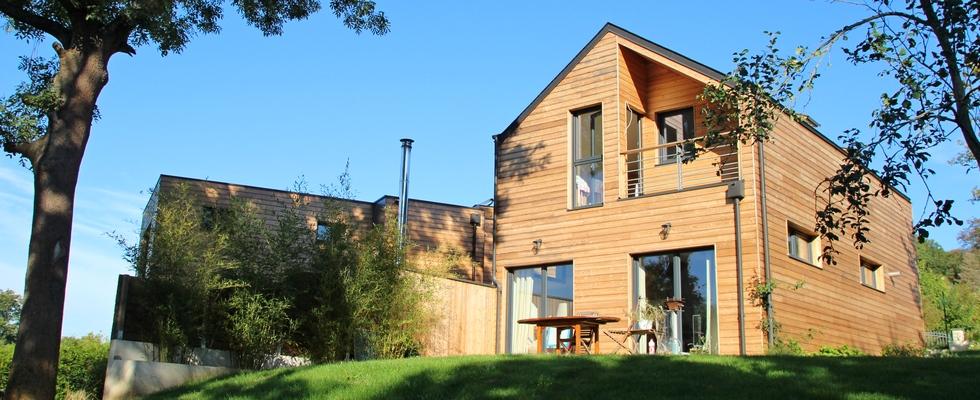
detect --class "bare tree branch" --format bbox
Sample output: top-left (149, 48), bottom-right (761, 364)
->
top-left (816, 10), bottom-right (929, 52)
top-left (0, 3), bottom-right (71, 45)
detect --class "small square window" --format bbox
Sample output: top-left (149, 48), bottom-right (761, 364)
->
top-left (787, 225), bottom-right (819, 266)
top-left (201, 206), bottom-right (228, 231)
top-left (316, 222), bottom-right (330, 241)
top-left (860, 259), bottom-right (884, 291)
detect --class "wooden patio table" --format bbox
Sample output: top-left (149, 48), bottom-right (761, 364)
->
top-left (517, 315), bottom-right (620, 354)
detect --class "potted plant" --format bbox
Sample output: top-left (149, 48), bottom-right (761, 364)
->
top-left (632, 300), bottom-right (663, 330)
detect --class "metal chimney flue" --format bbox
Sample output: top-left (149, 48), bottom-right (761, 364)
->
top-left (397, 138), bottom-right (414, 242)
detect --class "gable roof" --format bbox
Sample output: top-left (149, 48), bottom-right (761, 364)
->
top-left (495, 23), bottom-right (725, 141)
top-left (494, 22), bottom-right (910, 201)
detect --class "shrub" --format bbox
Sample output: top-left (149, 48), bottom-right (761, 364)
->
top-left (226, 290), bottom-right (294, 369)
top-left (119, 176), bottom-right (455, 367)
top-left (767, 339), bottom-right (804, 355)
top-left (0, 342), bottom-right (13, 392)
top-left (815, 344), bottom-right (865, 356)
top-left (0, 335), bottom-right (108, 399)
top-left (56, 334), bottom-right (109, 400)
top-left (881, 343), bottom-right (926, 357)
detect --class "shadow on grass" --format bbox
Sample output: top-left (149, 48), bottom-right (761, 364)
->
top-left (146, 354), bottom-right (980, 399)
top-left (377, 355), bottom-right (979, 400)
top-left (146, 367), bottom-right (330, 399)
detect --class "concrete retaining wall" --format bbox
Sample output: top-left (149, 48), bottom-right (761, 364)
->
top-left (103, 359), bottom-right (235, 400)
top-left (102, 339), bottom-right (237, 399)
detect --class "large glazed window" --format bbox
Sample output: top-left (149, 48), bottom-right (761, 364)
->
top-left (634, 248), bottom-right (718, 354)
top-left (508, 264), bottom-right (574, 353)
top-left (572, 107), bottom-right (603, 208)
top-left (657, 108), bottom-right (694, 164)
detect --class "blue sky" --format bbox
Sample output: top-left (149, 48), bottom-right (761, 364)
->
top-left (0, 1), bottom-right (976, 337)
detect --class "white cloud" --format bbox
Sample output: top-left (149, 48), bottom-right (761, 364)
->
top-left (0, 164), bottom-right (146, 337)
top-left (0, 164), bottom-right (33, 194)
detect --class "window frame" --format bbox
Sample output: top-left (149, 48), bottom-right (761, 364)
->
top-left (315, 221), bottom-right (331, 242)
top-left (786, 223), bottom-right (821, 267)
top-left (860, 258), bottom-right (885, 292)
top-left (570, 106), bottom-right (604, 209)
top-left (505, 262), bottom-right (575, 354)
top-left (656, 107), bottom-right (695, 165)
top-left (625, 106), bottom-right (644, 197)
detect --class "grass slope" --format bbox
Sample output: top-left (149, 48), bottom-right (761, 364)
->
top-left (152, 354), bottom-right (980, 400)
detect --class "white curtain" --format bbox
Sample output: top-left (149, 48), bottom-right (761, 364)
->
top-left (510, 274), bottom-right (536, 354)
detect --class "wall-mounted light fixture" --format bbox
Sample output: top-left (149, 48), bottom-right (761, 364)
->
top-left (532, 239), bottom-right (543, 254)
top-left (886, 271), bottom-right (902, 278)
top-left (660, 223), bottom-right (672, 240)
top-left (470, 213), bottom-right (482, 227)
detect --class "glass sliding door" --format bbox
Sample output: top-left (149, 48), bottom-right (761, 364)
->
top-left (508, 264), bottom-right (573, 353)
top-left (634, 248), bottom-right (718, 354)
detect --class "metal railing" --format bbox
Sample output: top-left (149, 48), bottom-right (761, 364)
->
top-left (924, 331), bottom-right (949, 349)
top-left (619, 138), bottom-right (739, 198)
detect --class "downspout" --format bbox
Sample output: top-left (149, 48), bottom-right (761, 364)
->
top-left (491, 134), bottom-right (502, 355)
top-left (727, 180), bottom-right (747, 356)
top-left (397, 138), bottom-right (414, 243)
top-left (759, 141), bottom-right (775, 346)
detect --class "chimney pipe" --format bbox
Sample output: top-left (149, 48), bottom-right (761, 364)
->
top-left (398, 138), bottom-right (414, 242)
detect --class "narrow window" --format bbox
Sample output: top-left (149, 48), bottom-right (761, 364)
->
top-left (625, 107), bottom-right (644, 197)
top-left (787, 226), bottom-right (818, 265)
top-left (860, 259), bottom-right (884, 291)
top-left (657, 108), bottom-right (694, 164)
top-left (572, 107), bottom-right (603, 208)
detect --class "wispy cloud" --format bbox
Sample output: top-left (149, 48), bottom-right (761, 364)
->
top-left (0, 164), bottom-right (146, 337)
top-left (0, 164), bottom-right (33, 194)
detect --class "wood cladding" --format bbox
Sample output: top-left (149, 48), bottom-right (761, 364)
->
top-left (423, 276), bottom-right (498, 356)
top-left (148, 175), bottom-right (494, 283)
top-left (761, 116), bottom-right (924, 351)
top-left (494, 29), bottom-right (924, 355)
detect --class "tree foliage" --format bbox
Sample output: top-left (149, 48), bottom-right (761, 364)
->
top-left (0, 291), bottom-right (21, 345)
top-left (917, 239), bottom-right (964, 281)
top-left (700, 0), bottom-right (979, 263)
top-left (0, 0), bottom-right (389, 162)
top-left (916, 239), bottom-right (980, 340)
top-left (1, 2), bottom-right (388, 397)
top-left (119, 177), bottom-right (452, 368)
top-left (0, 334), bottom-right (108, 400)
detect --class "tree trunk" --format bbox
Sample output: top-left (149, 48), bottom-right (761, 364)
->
top-left (4, 46), bottom-right (107, 400)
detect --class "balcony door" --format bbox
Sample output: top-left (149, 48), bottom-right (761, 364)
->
top-left (634, 248), bottom-right (718, 354)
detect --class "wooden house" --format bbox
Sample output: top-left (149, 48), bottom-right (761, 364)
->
top-left (114, 24), bottom-right (925, 359)
top-left (492, 23), bottom-right (924, 355)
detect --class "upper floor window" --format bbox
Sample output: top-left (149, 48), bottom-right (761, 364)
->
top-left (625, 107), bottom-right (644, 197)
top-left (201, 206), bottom-right (227, 231)
top-left (657, 108), bottom-right (694, 164)
top-left (860, 259), bottom-right (884, 291)
top-left (572, 107), bottom-right (603, 208)
top-left (316, 221), bottom-right (331, 241)
top-left (788, 225), bottom-right (819, 266)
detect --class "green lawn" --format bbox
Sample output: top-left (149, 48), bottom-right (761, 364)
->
top-left (151, 353), bottom-right (980, 400)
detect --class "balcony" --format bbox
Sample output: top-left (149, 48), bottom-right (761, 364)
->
top-left (619, 139), bottom-right (740, 198)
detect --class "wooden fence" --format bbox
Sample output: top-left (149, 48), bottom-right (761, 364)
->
top-left (423, 277), bottom-right (498, 356)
